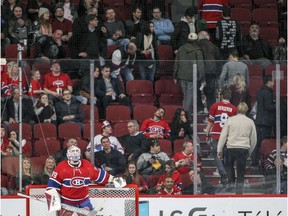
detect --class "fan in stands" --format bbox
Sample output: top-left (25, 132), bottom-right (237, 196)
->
top-left (46, 145), bottom-right (126, 215)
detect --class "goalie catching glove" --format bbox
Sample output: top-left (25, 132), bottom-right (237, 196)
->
top-left (107, 176), bottom-right (127, 188)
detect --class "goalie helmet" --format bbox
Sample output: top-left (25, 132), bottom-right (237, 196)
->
top-left (66, 145), bottom-right (81, 164)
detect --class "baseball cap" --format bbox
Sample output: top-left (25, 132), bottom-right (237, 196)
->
top-left (102, 120), bottom-right (111, 128)
top-left (50, 59), bottom-right (60, 66)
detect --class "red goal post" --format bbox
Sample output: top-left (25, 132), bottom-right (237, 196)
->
top-left (26, 184), bottom-right (139, 216)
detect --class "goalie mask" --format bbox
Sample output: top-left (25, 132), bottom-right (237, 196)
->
top-left (67, 145), bottom-right (81, 164)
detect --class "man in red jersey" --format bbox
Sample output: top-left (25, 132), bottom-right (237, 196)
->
top-left (47, 145), bottom-right (125, 215)
top-left (205, 88), bottom-right (237, 184)
top-left (43, 60), bottom-right (72, 103)
top-left (157, 177), bottom-right (181, 195)
top-left (140, 107), bottom-right (171, 139)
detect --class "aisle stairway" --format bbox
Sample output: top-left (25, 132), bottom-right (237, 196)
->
top-left (197, 114), bottom-right (266, 194)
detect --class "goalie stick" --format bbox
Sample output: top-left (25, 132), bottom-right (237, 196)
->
top-left (17, 192), bottom-right (98, 216)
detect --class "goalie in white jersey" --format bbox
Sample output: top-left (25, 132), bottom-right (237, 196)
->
top-left (46, 145), bottom-right (126, 216)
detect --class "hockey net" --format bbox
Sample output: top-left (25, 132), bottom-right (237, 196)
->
top-left (26, 184), bottom-right (139, 216)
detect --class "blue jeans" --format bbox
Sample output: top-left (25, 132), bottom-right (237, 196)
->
top-left (211, 139), bottom-right (227, 177)
top-left (138, 63), bottom-right (156, 81)
top-left (110, 67), bottom-right (134, 83)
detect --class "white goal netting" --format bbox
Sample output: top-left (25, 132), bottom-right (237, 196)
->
top-left (26, 185), bottom-right (139, 216)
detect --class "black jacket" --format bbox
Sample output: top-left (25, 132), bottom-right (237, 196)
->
top-left (94, 149), bottom-right (126, 176)
top-left (35, 35), bottom-right (66, 59)
top-left (55, 99), bottom-right (84, 124)
top-left (240, 35), bottom-right (272, 60)
top-left (95, 77), bottom-right (125, 98)
top-left (255, 85), bottom-right (276, 127)
top-left (6, 97), bottom-right (35, 123)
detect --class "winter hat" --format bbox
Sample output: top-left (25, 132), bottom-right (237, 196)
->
top-left (38, 7), bottom-right (49, 18)
top-left (188, 33), bottom-right (198, 41)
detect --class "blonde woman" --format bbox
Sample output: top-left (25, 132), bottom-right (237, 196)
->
top-left (6, 61), bottom-right (28, 94)
top-left (229, 74), bottom-right (250, 108)
top-left (35, 156), bottom-right (56, 184)
top-left (15, 157), bottom-right (36, 192)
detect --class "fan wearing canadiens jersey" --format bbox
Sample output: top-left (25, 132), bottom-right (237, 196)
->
top-left (140, 107), bottom-right (171, 139)
top-left (205, 88), bottom-right (237, 184)
top-left (46, 145), bottom-right (124, 215)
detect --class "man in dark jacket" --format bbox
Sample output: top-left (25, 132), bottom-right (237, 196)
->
top-left (174, 32), bottom-right (205, 120)
top-left (94, 136), bottom-right (126, 176)
top-left (171, 7), bottom-right (198, 54)
top-left (55, 89), bottom-right (84, 124)
top-left (240, 24), bottom-right (272, 69)
top-left (96, 66), bottom-right (130, 118)
top-left (251, 75), bottom-right (276, 166)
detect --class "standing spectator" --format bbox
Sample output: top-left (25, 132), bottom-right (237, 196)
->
top-left (94, 136), bottom-right (126, 176)
top-left (171, 7), bottom-right (199, 53)
top-left (264, 136), bottom-right (287, 194)
top-left (15, 157), bottom-right (37, 193)
top-left (157, 176), bottom-right (182, 195)
top-left (35, 156), bottom-right (56, 185)
top-left (38, 7), bottom-right (52, 36)
top-left (155, 160), bottom-right (182, 192)
top-left (205, 88), bottom-right (237, 184)
top-left (5, 86), bottom-right (35, 125)
top-left (34, 29), bottom-right (66, 61)
top-left (140, 107), bottom-right (171, 139)
top-left (197, 30), bottom-right (221, 111)
top-left (174, 32), bottom-right (205, 119)
top-left (51, 4), bottom-right (73, 43)
top-left (251, 75), bottom-right (276, 166)
top-left (217, 102), bottom-right (257, 194)
top-left (218, 50), bottom-right (249, 89)
top-left (240, 24), bottom-right (272, 69)
top-left (273, 36), bottom-right (287, 64)
top-left (53, 137), bottom-right (78, 164)
top-left (215, 6), bottom-right (241, 60)
top-left (74, 14), bottom-right (106, 66)
top-left (124, 6), bottom-right (146, 43)
top-left (95, 66), bottom-right (130, 118)
top-left (27, 0), bottom-right (50, 22)
top-left (137, 138), bottom-right (170, 177)
top-left (7, 5), bottom-right (32, 44)
top-left (43, 60), bottom-right (72, 103)
top-left (151, 6), bottom-right (174, 45)
top-left (103, 8), bottom-right (130, 47)
top-left (28, 69), bottom-right (45, 101)
top-left (198, 0), bottom-right (229, 41)
top-left (34, 93), bottom-right (57, 124)
top-left (85, 120), bottom-right (124, 159)
top-left (118, 120), bottom-right (148, 162)
top-left (54, 88), bottom-right (84, 124)
top-left (135, 21), bottom-right (159, 81)
top-left (110, 42), bottom-right (137, 82)
top-left (170, 108), bottom-right (193, 142)
top-left (229, 74), bottom-right (250, 108)
top-left (125, 161), bottom-right (148, 193)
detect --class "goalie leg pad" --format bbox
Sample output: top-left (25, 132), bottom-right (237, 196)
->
top-left (45, 188), bottom-right (61, 212)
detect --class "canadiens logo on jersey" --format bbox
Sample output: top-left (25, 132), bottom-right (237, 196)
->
top-left (53, 80), bottom-right (64, 87)
top-left (71, 177), bottom-right (85, 187)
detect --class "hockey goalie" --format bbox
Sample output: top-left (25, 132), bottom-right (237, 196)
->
top-left (46, 145), bottom-right (126, 216)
